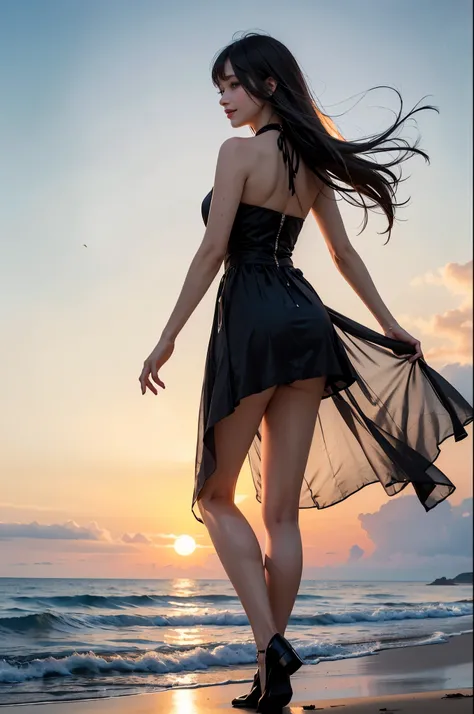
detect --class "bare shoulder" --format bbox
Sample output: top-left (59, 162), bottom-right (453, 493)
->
top-left (217, 136), bottom-right (250, 160)
top-left (199, 137), bottom-right (250, 260)
top-left (213, 137), bottom-right (251, 187)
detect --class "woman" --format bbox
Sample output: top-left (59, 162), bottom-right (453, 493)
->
top-left (139, 33), bottom-right (472, 713)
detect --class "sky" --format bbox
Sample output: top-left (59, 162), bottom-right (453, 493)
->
top-left (0, 0), bottom-right (472, 581)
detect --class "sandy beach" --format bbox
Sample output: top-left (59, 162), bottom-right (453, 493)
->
top-left (1, 632), bottom-right (471, 713)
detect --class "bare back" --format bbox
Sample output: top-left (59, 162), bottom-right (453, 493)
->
top-left (240, 128), bottom-right (321, 219)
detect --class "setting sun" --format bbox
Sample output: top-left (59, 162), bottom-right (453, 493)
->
top-left (174, 535), bottom-right (197, 556)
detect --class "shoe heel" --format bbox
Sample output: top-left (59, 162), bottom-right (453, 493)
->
top-left (269, 633), bottom-right (304, 675)
top-left (281, 650), bottom-right (303, 675)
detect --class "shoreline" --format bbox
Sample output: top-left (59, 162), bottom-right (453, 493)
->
top-left (0, 631), bottom-right (472, 711)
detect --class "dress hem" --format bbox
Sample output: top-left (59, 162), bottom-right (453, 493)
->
top-left (191, 368), bottom-right (472, 524)
top-left (192, 365), bottom-right (355, 524)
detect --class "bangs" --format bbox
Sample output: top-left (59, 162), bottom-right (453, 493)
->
top-left (210, 42), bottom-right (267, 101)
top-left (211, 40), bottom-right (259, 89)
top-left (211, 49), bottom-right (231, 87)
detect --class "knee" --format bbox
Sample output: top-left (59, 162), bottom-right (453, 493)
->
top-left (196, 490), bottom-right (233, 517)
top-left (262, 503), bottom-right (299, 532)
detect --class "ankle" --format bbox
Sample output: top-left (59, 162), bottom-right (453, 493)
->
top-left (256, 629), bottom-right (279, 652)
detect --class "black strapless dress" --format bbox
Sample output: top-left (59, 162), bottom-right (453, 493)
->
top-left (191, 124), bottom-right (472, 524)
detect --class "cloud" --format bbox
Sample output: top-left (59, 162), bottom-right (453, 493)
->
top-left (0, 520), bottom-right (112, 541)
top-left (348, 544), bottom-right (364, 562)
top-left (439, 363), bottom-right (473, 403)
top-left (301, 495), bottom-right (473, 581)
top-left (121, 532), bottom-right (152, 544)
top-left (359, 495), bottom-right (473, 560)
top-left (132, 533), bottom-right (210, 548)
top-left (411, 261), bottom-right (472, 294)
top-left (34, 561), bottom-right (53, 565)
top-left (0, 520), bottom-right (211, 550)
top-left (402, 260), bottom-right (472, 366)
top-left (0, 521), bottom-right (204, 550)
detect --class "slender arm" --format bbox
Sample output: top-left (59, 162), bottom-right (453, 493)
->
top-left (158, 138), bottom-right (248, 344)
top-left (161, 247), bottom-right (223, 342)
top-left (333, 247), bottom-right (398, 331)
top-left (311, 184), bottom-right (398, 332)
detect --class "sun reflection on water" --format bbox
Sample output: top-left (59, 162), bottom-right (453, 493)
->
top-left (171, 578), bottom-right (197, 598)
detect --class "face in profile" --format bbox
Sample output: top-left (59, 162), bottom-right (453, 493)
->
top-left (217, 59), bottom-right (269, 129)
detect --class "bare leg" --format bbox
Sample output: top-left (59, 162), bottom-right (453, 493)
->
top-left (261, 377), bottom-right (326, 635)
top-left (265, 522), bottom-right (303, 636)
top-left (197, 386), bottom-right (279, 686)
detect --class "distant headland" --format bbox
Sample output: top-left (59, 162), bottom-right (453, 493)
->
top-left (428, 571), bottom-right (473, 586)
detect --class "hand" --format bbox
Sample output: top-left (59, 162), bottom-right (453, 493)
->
top-left (139, 336), bottom-right (175, 395)
top-left (383, 323), bottom-right (424, 363)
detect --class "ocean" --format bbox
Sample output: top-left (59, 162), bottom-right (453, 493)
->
top-left (0, 577), bottom-right (472, 705)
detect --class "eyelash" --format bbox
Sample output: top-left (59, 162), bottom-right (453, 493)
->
top-left (217, 82), bottom-right (240, 96)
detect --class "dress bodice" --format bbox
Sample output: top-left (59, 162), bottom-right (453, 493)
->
top-left (201, 189), bottom-right (304, 265)
top-left (200, 124), bottom-right (305, 267)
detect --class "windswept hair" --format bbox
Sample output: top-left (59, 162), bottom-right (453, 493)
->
top-left (211, 32), bottom-right (438, 243)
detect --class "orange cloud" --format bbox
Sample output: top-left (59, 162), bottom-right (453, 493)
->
top-left (400, 260), bottom-right (472, 365)
top-left (121, 532), bottom-right (152, 544)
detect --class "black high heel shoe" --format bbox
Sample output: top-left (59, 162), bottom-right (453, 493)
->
top-left (256, 633), bottom-right (304, 714)
top-left (231, 668), bottom-right (261, 709)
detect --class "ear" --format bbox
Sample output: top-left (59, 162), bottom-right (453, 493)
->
top-left (265, 76), bottom-right (277, 95)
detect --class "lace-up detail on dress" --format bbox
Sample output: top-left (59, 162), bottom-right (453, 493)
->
top-left (255, 122), bottom-right (300, 196)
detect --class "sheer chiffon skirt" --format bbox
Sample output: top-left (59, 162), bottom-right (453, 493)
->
top-left (192, 264), bottom-right (473, 524)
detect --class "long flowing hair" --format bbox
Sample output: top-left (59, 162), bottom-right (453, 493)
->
top-left (211, 32), bottom-right (438, 243)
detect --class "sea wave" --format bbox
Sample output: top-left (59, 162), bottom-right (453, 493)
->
top-left (1, 629), bottom-right (470, 685)
top-left (1, 601), bottom-right (472, 635)
top-left (11, 592), bottom-right (326, 609)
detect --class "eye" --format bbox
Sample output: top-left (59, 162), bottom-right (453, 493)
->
top-left (217, 81), bottom-right (240, 96)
